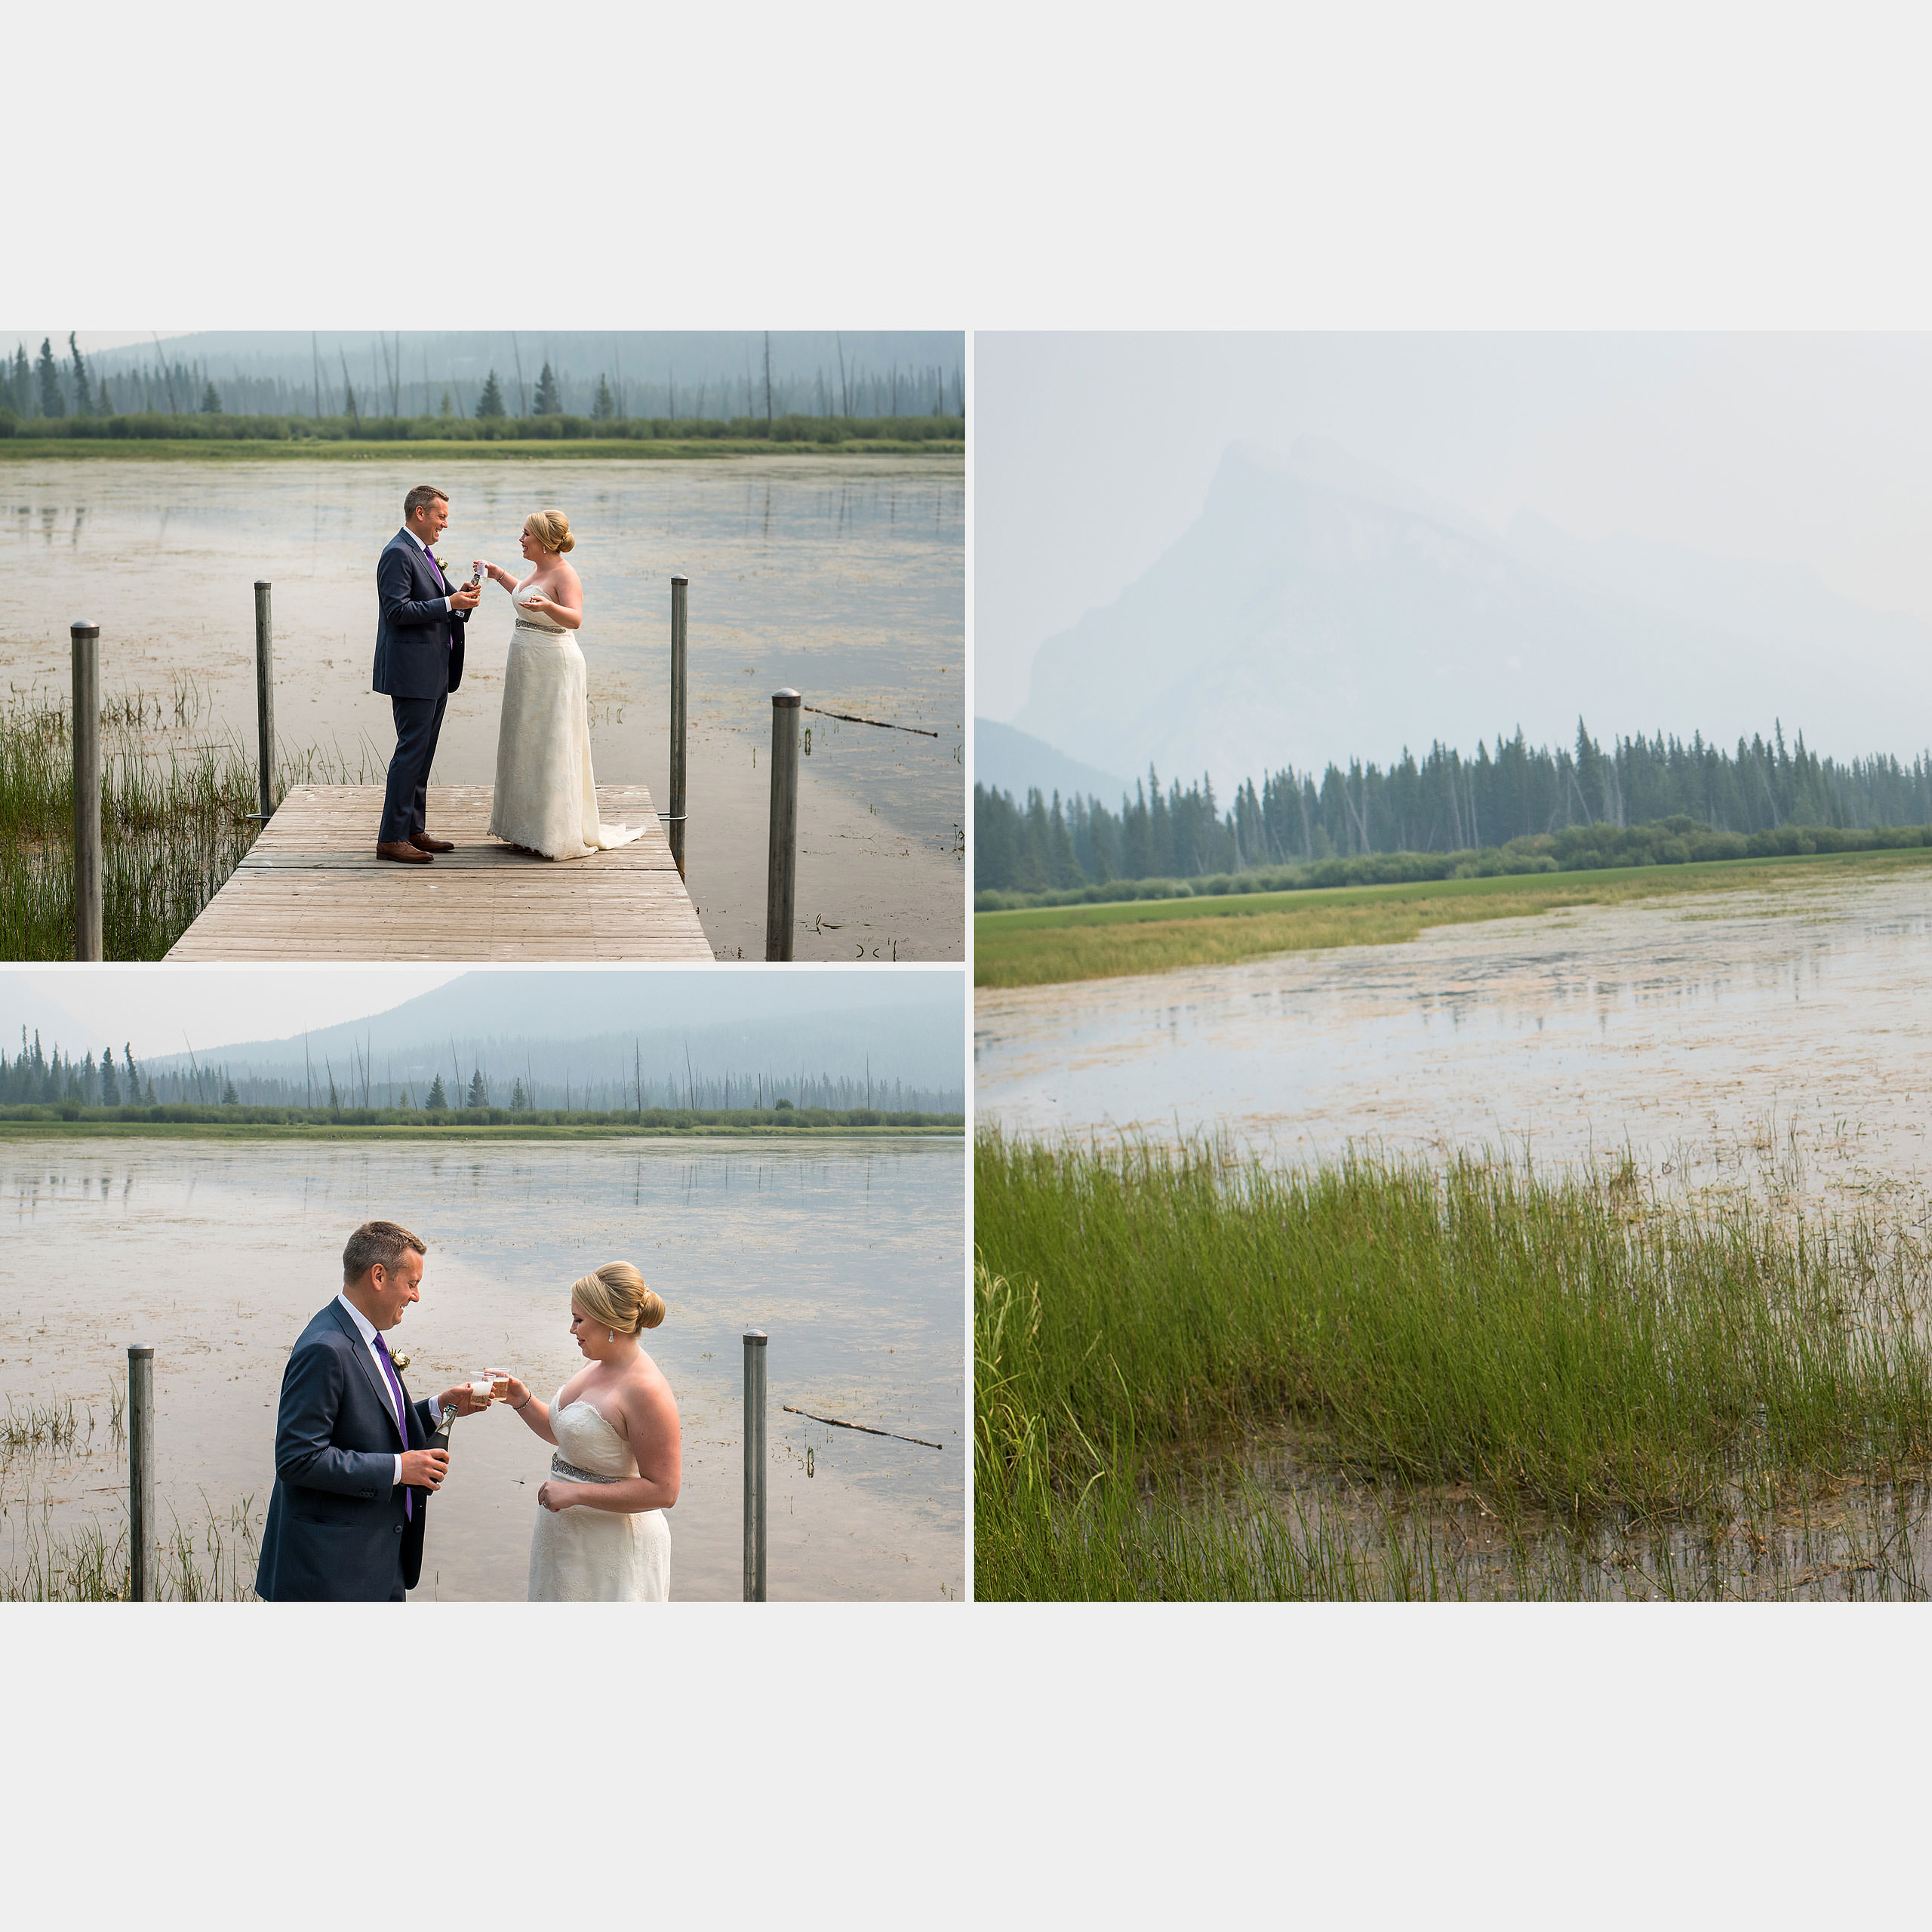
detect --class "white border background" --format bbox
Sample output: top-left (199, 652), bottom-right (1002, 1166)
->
top-left (12, 3), bottom-right (1932, 1922)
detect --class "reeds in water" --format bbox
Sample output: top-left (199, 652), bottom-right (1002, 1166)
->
top-left (0, 1484), bottom-right (261, 1602)
top-left (975, 1134), bottom-right (1932, 1599)
top-left (0, 681), bottom-right (376, 960)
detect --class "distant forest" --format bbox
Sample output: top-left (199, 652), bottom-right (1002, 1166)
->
top-left (976, 720), bottom-right (1932, 896)
top-left (2, 1032), bottom-right (963, 1116)
top-left (3, 333), bottom-right (964, 427)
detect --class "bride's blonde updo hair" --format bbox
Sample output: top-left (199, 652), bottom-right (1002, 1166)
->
top-left (525, 509), bottom-right (574, 555)
top-left (573, 1261), bottom-right (665, 1335)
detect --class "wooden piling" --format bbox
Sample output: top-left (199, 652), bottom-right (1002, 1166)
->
top-left (254, 581), bottom-right (275, 821)
top-left (765, 691), bottom-right (800, 961)
top-left (128, 1346), bottom-right (154, 1601)
top-left (669, 577), bottom-right (688, 880)
top-left (743, 1330), bottom-right (767, 1601)
top-left (71, 622), bottom-right (102, 961)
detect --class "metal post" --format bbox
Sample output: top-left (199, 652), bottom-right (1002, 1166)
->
top-left (71, 622), bottom-right (102, 961)
top-left (765, 690), bottom-right (800, 961)
top-left (743, 1330), bottom-right (767, 1602)
top-left (253, 580), bottom-right (275, 821)
top-left (128, 1345), bottom-right (154, 1602)
top-left (669, 577), bottom-right (688, 879)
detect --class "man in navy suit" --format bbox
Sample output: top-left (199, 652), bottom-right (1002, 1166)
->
top-left (373, 484), bottom-right (481, 864)
top-left (255, 1220), bottom-right (491, 1602)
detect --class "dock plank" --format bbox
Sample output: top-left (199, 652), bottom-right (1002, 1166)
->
top-left (165, 784), bottom-right (713, 962)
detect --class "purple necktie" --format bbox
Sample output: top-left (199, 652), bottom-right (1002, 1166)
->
top-left (373, 1331), bottom-right (413, 1522)
top-left (419, 540), bottom-right (445, 589)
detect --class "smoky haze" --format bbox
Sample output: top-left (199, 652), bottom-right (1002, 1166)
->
top-left (977, 334), bottom-right (1932, 785)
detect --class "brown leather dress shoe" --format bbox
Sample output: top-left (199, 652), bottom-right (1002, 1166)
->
top-left (410, 832), bottom-right (456, 853)
top-left (376, 840), bottom-right (433, 864)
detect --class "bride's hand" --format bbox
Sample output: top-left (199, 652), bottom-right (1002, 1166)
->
top-left (537, 1479), bottom-right (580, 1512)
top-left (499, 1374), bottom-right (531, 1410)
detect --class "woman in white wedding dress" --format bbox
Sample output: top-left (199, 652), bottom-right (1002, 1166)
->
top-left (474, 509), bottom-right (645, 860)
top-left (497, 1262), bottom-right (680, 1601)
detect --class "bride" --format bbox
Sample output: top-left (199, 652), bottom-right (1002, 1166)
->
top-left (496, 1262), bottom-right (681, 1601)
top-left (473, 509), bottom-right (645, 860)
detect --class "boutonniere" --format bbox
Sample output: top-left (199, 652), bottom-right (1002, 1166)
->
top-left (432, 556), bottom-right (448, 576)
top-left (389, 1352), bottom-right (411, 1374)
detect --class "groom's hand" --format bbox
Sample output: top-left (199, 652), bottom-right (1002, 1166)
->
top-left (451, 581), bottom-right (481, 611)
top-left (400, 1447), bottom-right (450, 1491)
top-left (441, 1383), bottom-right (493, 1417)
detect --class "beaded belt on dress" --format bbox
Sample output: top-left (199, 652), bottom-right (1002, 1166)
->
top-left (513, 618), bottom-right (563, 635)
top-left (551, 1452), bottom-right (623, 1484)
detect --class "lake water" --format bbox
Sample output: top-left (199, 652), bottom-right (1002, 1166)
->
top-left (976, 869), bottom-right (1932, 1203)
top-left (1, 455), bottom-right (964, 959)
top-left (0, 1134), bottom-right (964, 1601)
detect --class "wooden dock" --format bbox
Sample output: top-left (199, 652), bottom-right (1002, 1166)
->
top-left (165, 784), bottom-right (713, 961)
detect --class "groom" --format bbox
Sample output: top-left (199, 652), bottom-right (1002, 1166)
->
top-left (373, 484), bottom-right (481, 864)
top-left (254, 1220), bottom-right (491, 1602)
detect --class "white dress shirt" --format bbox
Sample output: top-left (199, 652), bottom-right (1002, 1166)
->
top-left (401, 524), bottom-right (455, 613)
top-left (334, 1291), bottom-right (441, 1489)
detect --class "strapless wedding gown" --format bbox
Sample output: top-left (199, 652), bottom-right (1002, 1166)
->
top-left (489, 592), bottom-right (645, 860)
top-left (527, 1389), bottom-right (672, 1602)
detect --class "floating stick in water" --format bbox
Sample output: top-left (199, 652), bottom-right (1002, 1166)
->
top-left (782, 1404), bottom-right (943, 1450)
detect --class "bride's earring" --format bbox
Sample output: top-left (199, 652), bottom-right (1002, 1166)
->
top-left (609, 1329), bottom-right (616, 1344)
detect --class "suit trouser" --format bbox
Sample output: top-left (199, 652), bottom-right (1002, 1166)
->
top-left (379, 691), bottom-right (448, 844)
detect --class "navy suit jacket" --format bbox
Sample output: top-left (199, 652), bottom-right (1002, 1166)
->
top-left (372, 528), bottom-right (468, 701)
top-left (255, 1300), bottom-right (437, 1601)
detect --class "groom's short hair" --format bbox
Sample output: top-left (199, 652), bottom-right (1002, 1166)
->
top-left (343, 1220), bottom-right (427, 1283)
top-left (403, 485), bottom-right (448, 518)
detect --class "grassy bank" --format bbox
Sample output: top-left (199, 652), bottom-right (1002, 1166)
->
top-left (1, 684), bottom-right (373, 960)
top-left (975, 844), bottom-right (1932, 988)
top-left (0, 1104), bottom-right (963, 1141)
top-left (974, 1135), bottom-right (1932, 1600)
top-left (0, 414), bottom-right (963, 462)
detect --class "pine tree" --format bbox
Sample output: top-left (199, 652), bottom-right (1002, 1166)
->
top-left (592, 375), bottom-right (614, 422)
top-left (68, 334), bottom-right (92, 414)
top-left (35, 339), bottom-right (63, 417)
top-left (426, 1074), bottom-right (448, 1109)
top-left (534, 361), bottom-right (560, 415)
top-left (95, 378), bottom-right (112, 415)
top-left (222, 1078), bottom-right (238, 1105)
top-left (201, 381), bottom-right (222, 414)
top-left (8, 344), bottom-right (27, 416)
top-left (438, 389), bottom-right (453, 418)
top-left (476, 371), bottom-right (506, 418)
top-left (466, 1068), bottom-right (488, 1108)
top-left (509, 1077), bottom-right (528, 1110)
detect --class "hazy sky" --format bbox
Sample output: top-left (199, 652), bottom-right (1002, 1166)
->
top-left (974, 333), bottom-right (1932, 723)
top-left (2, 967), bottom-right (466, 1058)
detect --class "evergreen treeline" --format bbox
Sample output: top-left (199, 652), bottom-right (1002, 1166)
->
top-left (2, 1030), bottom-right (963, 1115)
top-left (976, 719), bottom-right (1932, 900)
top-left (2, 335), bottom-right (965, 427)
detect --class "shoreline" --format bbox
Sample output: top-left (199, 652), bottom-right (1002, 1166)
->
top-left (0, 1121), bottom-right (963, 1141)
top-left (0, 438), bottom-right (963, 463)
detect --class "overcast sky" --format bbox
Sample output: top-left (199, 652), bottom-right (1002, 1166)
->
top-left (4, 967), bottom-right (466, 1058)
top-left (974, 333), bottom-right (1932, 723)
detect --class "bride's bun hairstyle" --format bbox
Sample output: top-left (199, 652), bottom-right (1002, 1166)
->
top-left (573, 1261), bottom-right (665, 1334)
top-left (526, 509), bottom-right (574, 554)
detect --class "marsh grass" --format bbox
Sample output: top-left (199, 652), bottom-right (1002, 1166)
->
top-left (975, 1134), bottom-right (1932, 1600)
top-left (0, 1477), bottom-right (262, 1602)
top-left (0, 682), bottom-right (377, 959)
top-left (974, 847), bottom-right (1932, 988)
